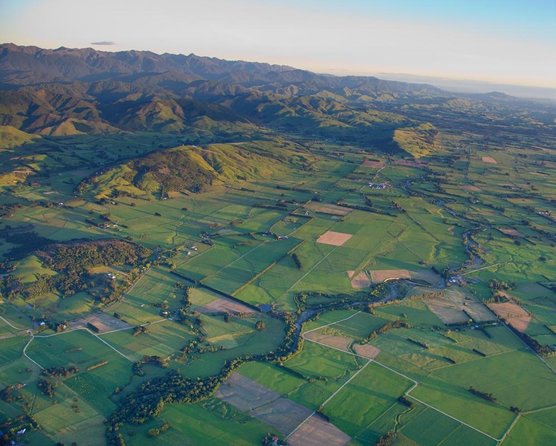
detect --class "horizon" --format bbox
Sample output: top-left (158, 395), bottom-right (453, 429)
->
top-left (2, 40), bottom-right (556, 101)
top-left (1, 0), bottom-right (555, 92)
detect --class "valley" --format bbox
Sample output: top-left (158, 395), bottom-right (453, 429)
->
top-left (0, 44), bottom-right (555, 446)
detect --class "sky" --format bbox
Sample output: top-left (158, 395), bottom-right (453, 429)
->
top-left (0, 0), bottom-right (555, 88)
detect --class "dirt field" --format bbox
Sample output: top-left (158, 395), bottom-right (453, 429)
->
top-left (197, 296), bottom-right (255, 315)
top-left (216, 373), bottom-right (312, 435)
top-left (305, 331), bottom-right (353, 351)
top-left (497, 227), bottom-right (522, 237)
top-left (353, 343), bottom-right (381, 359)
top-left (72, 313), bottom-right (131, 333)
top-left (347, 270), bottom-right (372, 289)
top-left (370, 269), bottom-right (411, 283)
top-left (487, 302), bottom-right (531, 332)
top-left (394, 159), bottom-right (425, 168)
top-left (425, 289), bottom-right (496, 325)
top-left (305, 202), bottom-right (352, 217)
top-left (461, 185), bottom-right (481, 192)
top-left (316, 231), bottom-right (352, 246)
top-left (362, 159), bottom-right (385, 169)
top-left (288, 414), bottom-right (351, 446)
top-left (482, 156), bottom-right (498, 164)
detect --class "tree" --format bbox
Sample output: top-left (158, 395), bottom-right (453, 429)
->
top-left (292, 253), bottom-right (302, 269)
top-left (255, 320), bottom-right (266, 331)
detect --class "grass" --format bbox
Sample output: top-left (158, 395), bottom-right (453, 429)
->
top-left (430, 350), bottom-right (556, 411)
top-left (322, 361), bottom-right (412, 438)
top-left (176, 314), bottom-right (285, 378)
top-left (239, 341), bottom-right (364, 411)
top-left (409, 379), bottom-right (514, 438)
top-left (504, 410), bottom-right (556, 446)
top-left (25, 330), bottom-right (133, 415)
top-left (99, 320), bottom-right (195, 360)
top-left (0, 125), bottom-right (40, 150)
top-left (123, 399), bottom-right (273, 446)
top-left (1, 129), bottom-right (555, 444)
top-left (13, 255), bottom-right (57, 284)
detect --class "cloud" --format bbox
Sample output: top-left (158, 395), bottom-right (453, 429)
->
top-left (90, 41), bottom-right (115, 46)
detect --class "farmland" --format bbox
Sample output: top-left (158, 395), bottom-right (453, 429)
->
top-left (0, 47), bottom-right (555, 446)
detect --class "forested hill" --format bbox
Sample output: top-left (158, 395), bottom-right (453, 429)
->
top-left (0, 43), bottom-right (440, 94)
top-left (0, 43), bottom-right (554, 153)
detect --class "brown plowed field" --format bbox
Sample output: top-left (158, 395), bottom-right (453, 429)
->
top-left (316, 231), bottom-right (352, 246)
top-left (288, 414), bottom-right (351, 446)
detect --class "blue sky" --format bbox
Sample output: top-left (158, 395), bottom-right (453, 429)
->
top-left (0, 0), bottom-right (554, 87)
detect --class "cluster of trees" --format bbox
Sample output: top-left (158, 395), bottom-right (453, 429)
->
top-left (295, 290), bottom-right (362, 313)
top-left (0, 415), bottom-right (38, 445)
top-left (397, 396), bottom-right (413, 408)
top-left (262, 433), bottom-right (286, 445)
top-left (255, 320), bottom-right (266, 331)
top-left (107, 369), bottom-right (233, 443)
top-left (40, 238), bottom-right (150, 273)
top-left (138, 355), bottom-right (170, 369)
top-left (133, 325), bottom-right (149, 336)
top-left (41, 366), bottom-right (78, 378)
top-left (473, 348), bottom-right (487, 357)
top-left (22, 274), bottom-right (54, 301)
top-left (106, 313), bottom-right (303, 445)
top-left (375, 431), bottom-right (397, 446)
top-left (44, 320), bottom-right (68, 333)
top-left (176, 285), bottom-right (192, 323)
top-left (0, 383), bottom-right (24, 403)
top-left (0, 273), bottom-right (23, 302)
top-left (178, 338), bottom-right (202, 359)
top-left (468, 386), bottom-right (496, 403)
top-left (38, 378), bottom-right (56, 397)
top-left (0, 203), bottom-right (22, 218)
top-left (488, 279), bottom-right (515, 291)
top-left (147, 421), bottom-right (171, 437)
top-left (291, 253), bottom-right (302, 269)
top-left (364, 319), bottom-right (410, 343)
top-left (508, 325), bottom-right (555, 357)
top-left (25, 239), bottom-right (152, 300)
top-left (488, 279), bottom-right (516, 301)
top-left (406, 337), bottom-right (429, 349)
top-left (131, 149), bottom-right (216, 194)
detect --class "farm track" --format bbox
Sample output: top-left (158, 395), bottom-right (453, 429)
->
top-left (299, 312), bottom-right (518, 444)
top-left (24, 327), bottom-right (133, 362)
top-left (0, 315), bottom-right (24, 331)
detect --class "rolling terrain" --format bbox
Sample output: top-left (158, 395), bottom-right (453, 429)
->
top-left (0, 44), bottom-right (555, 446)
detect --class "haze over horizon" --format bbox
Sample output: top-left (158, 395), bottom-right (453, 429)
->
top-left (1, 0), bottom-right (555, 95)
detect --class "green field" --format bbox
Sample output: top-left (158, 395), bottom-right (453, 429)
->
top-left (0, 107), bottom-right (555, 445)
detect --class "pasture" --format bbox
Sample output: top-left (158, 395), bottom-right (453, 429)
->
top-left (0, 129), bottom-right (555, 444)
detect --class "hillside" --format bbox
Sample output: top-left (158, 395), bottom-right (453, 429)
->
top-left (393, 123), bottom-right (442, 158)
top-left (0, 43), bottom-right (441, 94)
top-left (0, 125), bottom-right (39, 149)
top-left (1, 44), bottom-right (553, 156)
top-left (78, 141), bottom-right (307, 199)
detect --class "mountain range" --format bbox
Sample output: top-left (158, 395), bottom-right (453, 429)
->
top-left (0, 43), bottom-right (554, 151)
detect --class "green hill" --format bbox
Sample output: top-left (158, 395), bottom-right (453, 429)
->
top-left (79, 140), bottom-right (307, 199)
top-left (0, 125), bottom-right (39, 149)
top-left (393, 123), bottom-right (442, 158)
